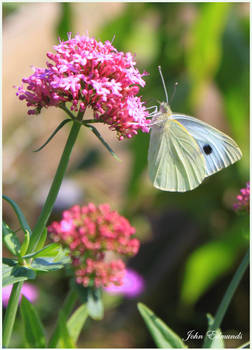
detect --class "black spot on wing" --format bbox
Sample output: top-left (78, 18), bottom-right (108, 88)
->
top-left (203, 144), bottom-right (213, 155)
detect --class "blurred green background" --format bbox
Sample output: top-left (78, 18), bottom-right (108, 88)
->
top-left (3, 2), bottom-right (249, 348)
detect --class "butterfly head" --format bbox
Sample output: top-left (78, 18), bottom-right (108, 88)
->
top-left (159, 102), bottom-right (172, 116)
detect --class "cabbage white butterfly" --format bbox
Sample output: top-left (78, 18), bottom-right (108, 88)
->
top-left (148, 67), bottom-right (242, 192)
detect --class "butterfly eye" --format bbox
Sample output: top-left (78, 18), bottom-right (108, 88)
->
top-left (203, 144), bottom-right (213, 155)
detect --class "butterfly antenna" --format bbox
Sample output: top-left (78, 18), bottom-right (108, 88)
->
top-left (170, 82), bottom-right (178, 104)
top-left (111, 34), bottom-right (116, 44)
top-left (158, 65), bottom-right (169, 104)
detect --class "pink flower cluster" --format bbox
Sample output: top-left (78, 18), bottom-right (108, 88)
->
top-left (233, 182), bottom-right (250, 213)
top-left (16, 33), bottom-right (150, 139)
top-left (48, 203), bottom-right (140, 288)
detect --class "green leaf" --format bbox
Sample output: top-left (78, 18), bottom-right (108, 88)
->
top-left (3, 257), bottom-right (18, 266)
top-left (30, 256), bottom-right (69, 272)
top-left (186, 3), bottom-right (230, 107)
top-left (58, 311), bottom-right (76, 348)
top-left (34, 227), bottom-right (47, 252)
top-left (20, 230), bottom-right (30, 256)
top-left (137, 303), bottom-right (186, 348)
top-left (48, 288), bottom-right (78, 348)
top-left (35, 243), bottom-right (62, 258)
top-left (87, 287), bottom-right (104, 320)
top-left (20, 296), bottom-right (46, 348)
top-left (3, 262), bottom-right (36, 286)
top-left (181, 217), bottom-right (248, 305)
top-left (85, 124), bottom-right (120, 161)
top-left (53, 246), bottom-right (69, 263)
top-left (67, 304), bottom-right (88, 343)
top-left (33, 119), bottom-right (72, 152)
top-left (206, 314), bottom-right (225, 348)
top-left (23, 243), bottom-right (61, 259)
top-left (3, 221), bottom-right (21, 256)
top-left (74, 284), bottom-right (104, 320)
top-left (3, 195), bottom-right (32, 236)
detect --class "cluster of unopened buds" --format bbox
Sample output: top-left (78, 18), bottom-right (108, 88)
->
top-left (48, 203), bottom-right (140, 288)
top-left (233, 182), bottom-right (250, 213)
top-left (16, 33), bottom-right (150, 140)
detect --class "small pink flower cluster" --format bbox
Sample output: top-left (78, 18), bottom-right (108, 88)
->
top-left (48, 203), bottom-right (140, 288)
top-left (76, 259), bottom-right (125, 288)
top-left (233, 182), bottom-right (250, 212)
top-left (16, 33), bottom-right (150, 139)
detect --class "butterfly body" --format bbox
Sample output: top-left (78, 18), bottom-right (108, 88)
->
top-left (148, 102), bottom-right (242, 192)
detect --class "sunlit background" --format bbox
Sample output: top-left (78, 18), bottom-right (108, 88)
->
top-left (3, 2), bottom-right (249, 348)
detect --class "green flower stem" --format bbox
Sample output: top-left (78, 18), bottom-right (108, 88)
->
top-left (3, 110), bottom-right (83, 348)
top-left (3, 282), bottom-right (23, 347)
top-left (61, 287), bottom-right (78, 316)
top-left (48, 287), bottom-right (78, 348)
top-left (203, 249), bottom-right (249, 348)
top-left (27, 111), bottom-right (84, 254)
top-left (59, 105), bottom-right (77, 121)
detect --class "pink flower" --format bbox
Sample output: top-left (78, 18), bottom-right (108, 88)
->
top-left (2, 283), bottom-right (38, 307)
top-left (233, 182), bottom-right (250, 213)
top-left (104, 268), bottom-right (145, 298)
top-left (15, 33), bottom-right (150, 139)
top-left (48, 203), bottom-right (140, 288)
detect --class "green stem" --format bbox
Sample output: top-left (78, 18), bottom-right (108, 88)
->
top-left (48, 287), bottom-right (78, 348)
top-left (3, 110), bottom-right (84, 348)
top-left (28, 111), bottom-right (84, 253)
top-left (59, 105), bottom-right (77, 121)
top-left (61, 287), bottom-right (78, 316)
top-left (203, 249), bottom-right (249, 347)
top-left (3, 282), bottom-right (23, 347)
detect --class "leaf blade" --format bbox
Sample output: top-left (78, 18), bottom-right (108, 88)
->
top-left (23, 243), bottom-right (61, 259)
top-left (3, 221), bottom-right (21, 256)
top-left (34, 227), bottom-right (47, 252)
top-left (3, 195), bottom-right (32, 236)
top-left (3, 262), bottom-right (36, 287)
top-left (138, 303), bottom-right (186, 348)
top-left (58, 310), bottom-right (76, 348)
top-left (85, 124), bottom-right (120, 161)
top-left (87, 287), bottom-right (104, 320)
top-left (30, 256), bottom-right (70, 272)
top-left (33, 119), bottom-right (72, 152)
top-left (20, 230), bottom-right (30, 256)
top-left (181, 217), bottom-right (248, 305)
top-left (206, 314), bottom-right (225, 348)
top-left (74, 284), bottom-right (104, 320)
top-left (20, 296), bottom-right (46, 348)
top-left (67, 304), bottom-right (88, 343)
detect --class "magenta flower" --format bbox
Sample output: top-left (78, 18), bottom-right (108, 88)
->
top-left (16, 33), bottom-right (150, 139)
top-left (233, 182), bottom-right (250, 213)
top-left (48, 203), bottom-right (140, 288)
top-left (104, 268), bottom-right (145, 298)
top-left (2, 283), bottom-right (38, 307)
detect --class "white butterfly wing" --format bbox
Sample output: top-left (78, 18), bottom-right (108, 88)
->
top-left (171, 114), bottom-right (242, 177)
top-left (148, 118), bottom-right (206, 192)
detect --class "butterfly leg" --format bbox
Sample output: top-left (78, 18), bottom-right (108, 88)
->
top-left (146, 105), bottom-right (158, 115)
